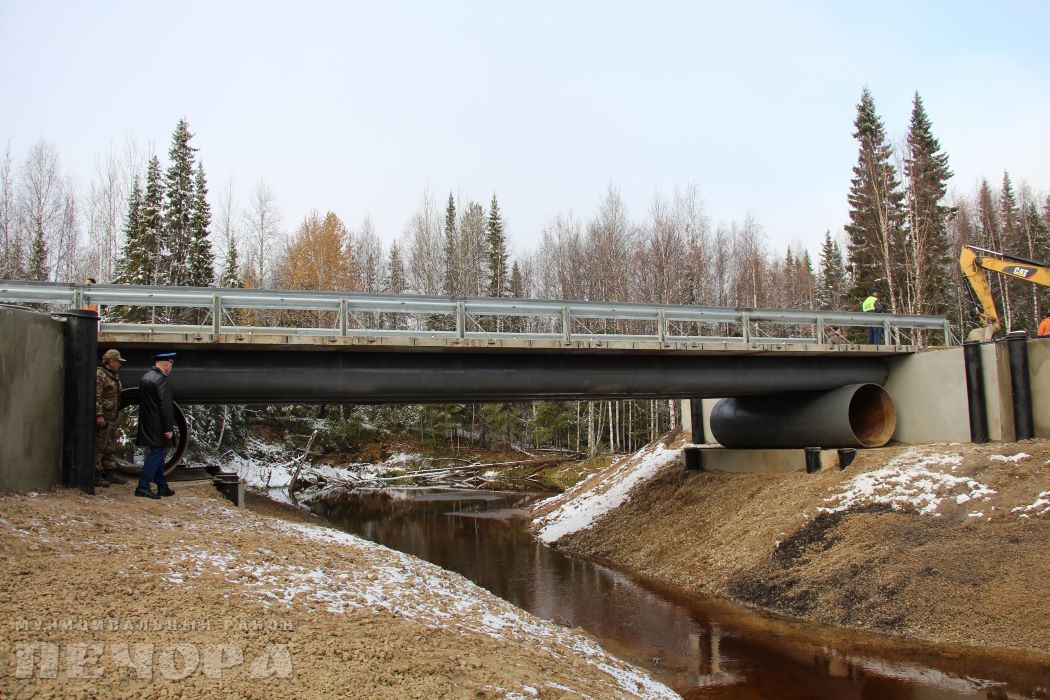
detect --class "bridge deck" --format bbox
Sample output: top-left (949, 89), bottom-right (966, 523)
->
top-left (99, 330), bottom-right (918, 357)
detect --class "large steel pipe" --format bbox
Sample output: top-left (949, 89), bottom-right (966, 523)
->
top-left (116, 349), bottom-right (888, 404)
top-left (709, 383), bottom-right (896, 449)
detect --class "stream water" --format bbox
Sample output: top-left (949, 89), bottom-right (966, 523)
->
top-left (305, 488), bottom-right (1048, 699)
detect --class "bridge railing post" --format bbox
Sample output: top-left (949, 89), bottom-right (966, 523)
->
top-left (815, 314), bottom-right (825, 344)
top-left (657, 309), bottom-right (666, 342)
top-left (561, 306), bottom-right (571, 343)
top-left (339, 298), bottom-right (348, 336)
top-left (212, 293), bottom-right (222, 335)
top-left (741, 311), bottom-right (751, 343)
top-left (456, 301), bottom-right (466, 339)
top-left (882, 317), bottom-right (892, 346)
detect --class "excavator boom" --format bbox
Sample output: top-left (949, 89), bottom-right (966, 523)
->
top-left (959, 245), bottom-right (1050, 341)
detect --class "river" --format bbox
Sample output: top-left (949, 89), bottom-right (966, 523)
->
top-left (304, 487), bottom-right (1048, 699)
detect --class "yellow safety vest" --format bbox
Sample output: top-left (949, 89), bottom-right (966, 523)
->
top-left (862, 295), bottom-right (877, 312)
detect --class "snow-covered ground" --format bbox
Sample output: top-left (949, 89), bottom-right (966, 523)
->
top-left (532, 441), bottom-right (679, 544)
top-left (159, 497), bottom-right (678, 699)
top-left (818, 448), bottom-right (1050, 520)
top-left (223, 438), bottom-right (422, 496)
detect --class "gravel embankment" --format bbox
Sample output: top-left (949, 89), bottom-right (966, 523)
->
top-left (0, 483), bottom-right (677, 699)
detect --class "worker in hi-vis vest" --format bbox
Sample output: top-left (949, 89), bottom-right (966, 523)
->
top-left (862, 287), bottom-right (885, 344)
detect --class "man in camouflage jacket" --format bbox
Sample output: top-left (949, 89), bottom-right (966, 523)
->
top-left (95, 349), bottom-right (129, 486)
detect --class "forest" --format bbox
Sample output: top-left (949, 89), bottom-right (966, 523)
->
top-left (2, 90), bottom-right (1048, 460)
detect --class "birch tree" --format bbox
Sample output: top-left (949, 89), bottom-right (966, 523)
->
top-left (242, 179), bottom-right (282, 288)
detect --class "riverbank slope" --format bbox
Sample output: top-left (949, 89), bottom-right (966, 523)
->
top-left (0, 483), bottom-right (676, 699)
top-left (532, 436), bottom-right (1050, 661)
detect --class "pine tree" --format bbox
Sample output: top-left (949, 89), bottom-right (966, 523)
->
top-left (163, 119), bottom-right (198, 287)
top-left (187, 162), bottom-right (215, 287)
top-left (902, 92), bottom-right (954, 319)
top-left (845, 88), bottom-right (906, 312)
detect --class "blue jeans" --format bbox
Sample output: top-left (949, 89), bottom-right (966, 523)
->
top-left (867, 324), bottom-right (884, 344)
top-left (138, 447), bottom-right (170, 492)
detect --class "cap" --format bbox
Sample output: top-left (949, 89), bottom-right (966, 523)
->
top-left (151, 352), bottom-right (177, 363)
top-left (102, 349), bottom-right (126, 363)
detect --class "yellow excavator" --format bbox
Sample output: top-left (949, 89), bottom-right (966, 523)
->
top-left (959, 244), bottom-right (1050, 341)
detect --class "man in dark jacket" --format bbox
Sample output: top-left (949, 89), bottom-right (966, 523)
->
top-left (135, 352), bottom-right (177, 499)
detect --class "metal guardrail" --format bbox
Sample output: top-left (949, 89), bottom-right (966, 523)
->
top-left (0, 280), bottom-right (953, 345)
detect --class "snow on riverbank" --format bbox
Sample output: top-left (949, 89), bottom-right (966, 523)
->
top-left (817, 448), bottom-right (1050, 520)
top-left (159, 495), bottom-right (678, 699)
top-left (532, 440), bottom-right (680, 545)
top-left (223, 438), bottom-right (421, 493)
top-left (819, 450), bottom-right (993, 516)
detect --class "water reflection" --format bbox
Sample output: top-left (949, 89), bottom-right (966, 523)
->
top-left (308, 488), bottom-right (1048, 699)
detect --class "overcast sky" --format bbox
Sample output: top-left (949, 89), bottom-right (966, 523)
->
top-left (2, 1), bottom-right (1047, 257)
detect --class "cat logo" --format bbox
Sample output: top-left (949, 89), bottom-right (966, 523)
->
top-left (1006, 265), bottom-right (1035, 279)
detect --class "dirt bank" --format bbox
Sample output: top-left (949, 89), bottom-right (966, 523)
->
top-left (0, 483), bottom-right (676, 699)
top-left (533, 436), bottom-right (1050, 661)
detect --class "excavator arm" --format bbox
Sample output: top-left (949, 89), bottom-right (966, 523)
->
top-left (959, 245), bottom-right (1050, 341)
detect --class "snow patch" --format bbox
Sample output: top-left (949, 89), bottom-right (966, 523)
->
top-left (160, 515), bottom-right (677, 699)
top-left (533, 443), bottom-right (679, 544)
top-left (820, 450), bottom-right (995, 516)
top-left (990, 453), bottom-right (1030, 463)
top-left (1012, 490), bottom-right (1050, 518)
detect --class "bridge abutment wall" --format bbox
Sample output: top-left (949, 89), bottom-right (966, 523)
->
top-left (0, 306), bottom-right (66, 491)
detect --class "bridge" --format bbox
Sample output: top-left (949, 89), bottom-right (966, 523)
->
top-left (1, 280), bottom-right (963, 488)
top-left (1, 279), bottom-right (950, 405)
top-left (6, 280), bottom-right (1045, 499)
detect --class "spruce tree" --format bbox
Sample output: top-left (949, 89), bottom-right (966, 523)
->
top-left (433, 193), bottom-right (458, 331)
top-left (187, 162), bottom-right (215, 288)
top-left (123, 155), bottom-right (168, 296)
top-left (114, 178), bottom-right (143, 282)
top-left (486, 193), bottom-right (508, 298)
top-left (845, 88), bottom-right (906, 312)
top-left (1021, 199), bottom-right (1050, 328)
top-left (442, 192), bottom-right (458, 296)
top-left (999, 173), bottom-right (1025, 330)
top-left (385, 243), bottom-right (406, 329)
top-left (509, 260), bottom-right (525, 332)
top-left (163, 119), bottom-right (198, 287)
top-left (816, 230), bottom-right (846, 311)
top-left (220, 233), bottom-right (242, 289)
top-left (903, 92), bottom-right (954, 318)
top-left (27, 230), bottom-right (47, 281)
